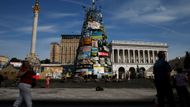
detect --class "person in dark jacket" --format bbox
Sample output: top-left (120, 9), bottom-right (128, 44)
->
top-left (153, 51), bottom-right (175, 107)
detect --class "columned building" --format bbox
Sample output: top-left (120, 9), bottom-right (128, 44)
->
top-left (111, 40), bottom-right (168, 79)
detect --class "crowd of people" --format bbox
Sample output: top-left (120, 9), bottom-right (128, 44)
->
top-left (153, 51), bottom-right (189, 107)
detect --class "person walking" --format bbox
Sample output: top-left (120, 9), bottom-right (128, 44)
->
top-left (13, 60), bottom-right (35, 107)
top-left (175, 68), bottom-right (189, 107)
top-left (153, 51), bottom-right (175, 107)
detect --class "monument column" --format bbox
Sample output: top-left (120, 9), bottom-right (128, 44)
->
top-left (25, 0), bottom-right (40, 72)
top-left (31, 0), bottom-right (40, 57)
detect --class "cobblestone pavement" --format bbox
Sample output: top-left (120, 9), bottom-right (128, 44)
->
top-left (0, 88), bottom-right (156, 102)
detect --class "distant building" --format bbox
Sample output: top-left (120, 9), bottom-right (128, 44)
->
top-left (60, 34), bottom-right (81, 65)
top-left (50, 42), bottom-right (61, 63)
top-left (0, 55), bottom-right (9, 70)
top-left (111, 40), bottom-right (168, 79)
top-left (40, 64), bottom-right (63, 79)
top-left (50, 35), bottom-right (81, 65)
top-left (50, 37), bottom-right (169, 79)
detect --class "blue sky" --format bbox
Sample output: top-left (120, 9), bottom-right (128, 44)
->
top-left (0, 0), bottom-right (190, 60)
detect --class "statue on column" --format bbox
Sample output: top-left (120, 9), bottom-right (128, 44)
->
top-left (25, 0), bottom-right (40, 73)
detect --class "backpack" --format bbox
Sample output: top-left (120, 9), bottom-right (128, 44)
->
top-left (96, 86), bottom-right (104, 91)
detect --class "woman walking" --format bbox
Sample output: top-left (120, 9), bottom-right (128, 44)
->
top-left (13, 61), bottom-right (35, 107)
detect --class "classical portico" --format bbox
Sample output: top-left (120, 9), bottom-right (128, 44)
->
top-left (111, 40), bottom-right (168, 79)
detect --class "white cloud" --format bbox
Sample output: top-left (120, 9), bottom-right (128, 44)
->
top-left (38, 25), bottom-right (58, 33)
top-left (138, 14), bottom-right (176, 23)
top-left (16, 25), bottom-right (58, 33)
top-left (106, 0), bottom-right (190, 37)
top-left (60, 0), bottom-right (90, 7)
top-left (47, 12), bottom-right (78, 19)
top-left (111, 0), bottom-right (190, 24)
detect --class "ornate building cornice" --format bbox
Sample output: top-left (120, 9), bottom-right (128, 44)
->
top-left (111, 40), bottom-right (168, 47)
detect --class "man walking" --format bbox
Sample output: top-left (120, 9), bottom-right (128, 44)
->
top-left (153, 51), bottom-right (175, 107)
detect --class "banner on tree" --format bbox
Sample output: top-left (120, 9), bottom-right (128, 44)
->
top-left (87, 21), bottom-right (100, 29)
top-left (98, 52), bottom-right (109, 56)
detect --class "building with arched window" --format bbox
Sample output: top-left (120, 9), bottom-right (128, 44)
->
top-left (111, 40), bottom-right (168, 79)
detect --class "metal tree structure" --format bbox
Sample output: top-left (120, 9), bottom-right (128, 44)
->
top-left (75, 1), bottom-right (112, 78)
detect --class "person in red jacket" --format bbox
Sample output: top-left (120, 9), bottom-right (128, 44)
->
top-left (13, 60), bottom-right (35, 107)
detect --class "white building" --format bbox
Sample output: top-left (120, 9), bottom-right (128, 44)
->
top-left (111, 40), bottom-right (168, 79)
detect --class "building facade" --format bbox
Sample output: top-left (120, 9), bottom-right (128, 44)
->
top-left (60, 35), bottom-right (81, 65)
top-left (50, 42), bottom-right (61, 63)
top-left (111, 40), bottom-right (168, 79)
top-left (40, 64), bottom-right (63, 79)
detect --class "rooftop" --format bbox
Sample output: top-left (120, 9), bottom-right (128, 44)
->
top-left (111, 40), bottom-right (168, 47)
top-left (61, 34), bottom-right (81, 39)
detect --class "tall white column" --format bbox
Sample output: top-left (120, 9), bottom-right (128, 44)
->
top-left (143, 50), bottom-right (145, 63)
top-left (148, 50), bottom-right (150, 63)
top-left (128, 50), bottom-right (130, 63)
top-left (123, 49), bottom-right (125, 63)
top-left (133, 50), bottom-right (136, 63)
top-left (153, 51), bottom-right (155, 63)
top-left (138, 50), bottom-right (140, 63)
